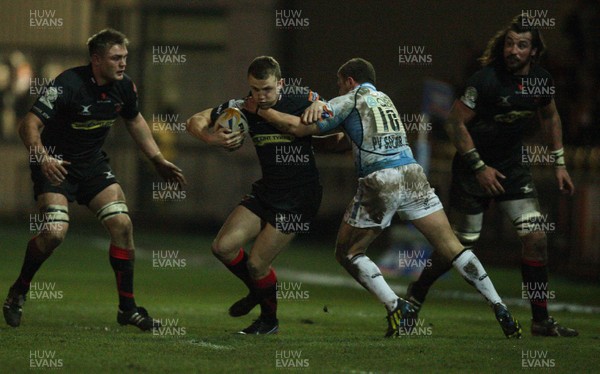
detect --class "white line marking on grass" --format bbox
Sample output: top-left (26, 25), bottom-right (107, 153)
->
top-left (184, 340), bottom-right (233, 350)
top-left (278, 269), bottom-right (600, 314)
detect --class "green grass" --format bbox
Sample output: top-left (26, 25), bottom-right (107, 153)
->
top-left (1, 222), bottom-right (599, 373)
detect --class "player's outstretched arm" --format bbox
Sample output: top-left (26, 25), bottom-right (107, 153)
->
top-left (186, 108), bottom-right (243, 150)
top-left (125, 113), bottom-right (187, 187)
top-left (258, 106), bottom-right (319, 137)
top-left (538, 99), bottom-right (575, 195)
top-left (446, 100), bottom-right (506, 196)
top-left (243, 97), bottom-right (319, 137)
top-left (19, 112), bottom-right (70, 186)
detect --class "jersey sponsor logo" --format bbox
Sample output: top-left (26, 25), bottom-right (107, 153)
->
top-left (39, 86), bottom-right (59, 109)
top-left (493, 110), bottom-right (534, 124)
top-left (79, 105), bottom-right (92, 115)
top-left (497, 96), bottom-right (511, 107)
top-left (104, 171), bottom-right (115, 179)
top-left (365, 96), bottom-right (378, 108)
top-left (461, 86), bottom-right (478, 109)
top-left (252, 133), bottom-right (295, 146)
top-left (372, 134), bottom-right (406, 150)
top-left (520, 184), bottom-right (534, 194)
top-left (70, 119), bottom-right (115, 130)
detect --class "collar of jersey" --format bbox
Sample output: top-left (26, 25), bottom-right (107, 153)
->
top-left (356, 83), bottom-right (376, 91)
top-left (87, 63), bottom-right (113, 90)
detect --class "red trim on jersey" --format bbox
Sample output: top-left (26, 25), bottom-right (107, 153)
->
top-left (110, 244), bottom-right (134, 260)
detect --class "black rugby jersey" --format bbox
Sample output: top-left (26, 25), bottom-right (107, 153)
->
top-left (457, 64), bottom-right (553, 170)
top-left (30, 64), bottom-right (139, 161)
top-left (211, 88), bottom-right (320, 188)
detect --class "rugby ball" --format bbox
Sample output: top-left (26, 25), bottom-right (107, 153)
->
top-left (215, 107), bottom-right (249, 134)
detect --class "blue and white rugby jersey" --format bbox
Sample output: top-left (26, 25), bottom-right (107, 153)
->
top-left (317, 83), bottom-right (416, 177)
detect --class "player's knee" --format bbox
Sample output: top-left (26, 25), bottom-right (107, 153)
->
top-left (211, 238), bottom-right (234, 260)
top-left (37, 204), bottom-right (69, 252)
top-left (39, 230), bottom-right (66, 253)
top-left (105, 214), bottom-right (133, 242)
top-left (521, 231), bottom-right (548, 262)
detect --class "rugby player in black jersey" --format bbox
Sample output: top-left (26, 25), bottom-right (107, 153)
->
top-left (406, 16), bottom-right (578, 337)
top-left (187, 56), bottom-right (323, 335)
top-left (3, 29), bottom-right (186, 331)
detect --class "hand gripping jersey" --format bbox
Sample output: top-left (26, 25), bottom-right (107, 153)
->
top-left (458, 64), bottom-right (554, 170)
top-left (316, 83), bottom-right (416, 177)
top-left (211, 87), bottom-right (321, 188)
top-left (31, 64), bottom-right (139, 161)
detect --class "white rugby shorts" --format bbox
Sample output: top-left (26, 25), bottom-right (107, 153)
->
top-left (344, 164), bottom-right (443, 229)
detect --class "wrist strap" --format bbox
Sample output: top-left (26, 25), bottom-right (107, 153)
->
top-left (462, 148), bottom-right (487, 172)
top-left (550, 148), bottom-right (565, 168)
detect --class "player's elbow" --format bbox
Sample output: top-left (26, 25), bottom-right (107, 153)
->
top-left (186, 116), bottom-right (203, 138)
top-left (185, 117), bottom-right (195, 134)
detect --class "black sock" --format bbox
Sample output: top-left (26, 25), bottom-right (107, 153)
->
top-left (223, 249), bottom-right (255, 295)
top-left (253, 269), bottom-right (277, 321)
top-left (410, 250), bottom-right (453, 304)
top-left (521, 259), bottom-right (549, 322)
top-left (109, 244), bottom-right (136, 311)
top-left (12, 237), bottom-right (52, 294)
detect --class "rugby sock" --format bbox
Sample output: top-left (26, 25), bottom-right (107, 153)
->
top-left (409, 250), bottom-right (453, 304)
top-left (344, 254), bottom-right (398, 312)
top-left (521, 259), bottom-right (549, 322)
top-left (253, 269), bottom-right (278, 321)
top-left (109, 244), bottom-right (136, 311)
top-left (452, 249), bottom-right (502, 305)
top-left (224, 248), bottom-right (255, 293)
top-left (12, 237), bottom-right (52, 294)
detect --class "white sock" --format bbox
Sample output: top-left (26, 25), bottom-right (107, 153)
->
top-left (452, 250), bottom-right (502, 305)
top-left (347, 255), bottom-right (398, 312)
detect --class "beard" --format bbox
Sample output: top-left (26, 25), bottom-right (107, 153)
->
top-left (504, 55), bottom-right (531, 73)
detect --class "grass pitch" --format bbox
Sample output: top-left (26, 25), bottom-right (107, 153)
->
top-left (1, 222), bottom-right (598, 373)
